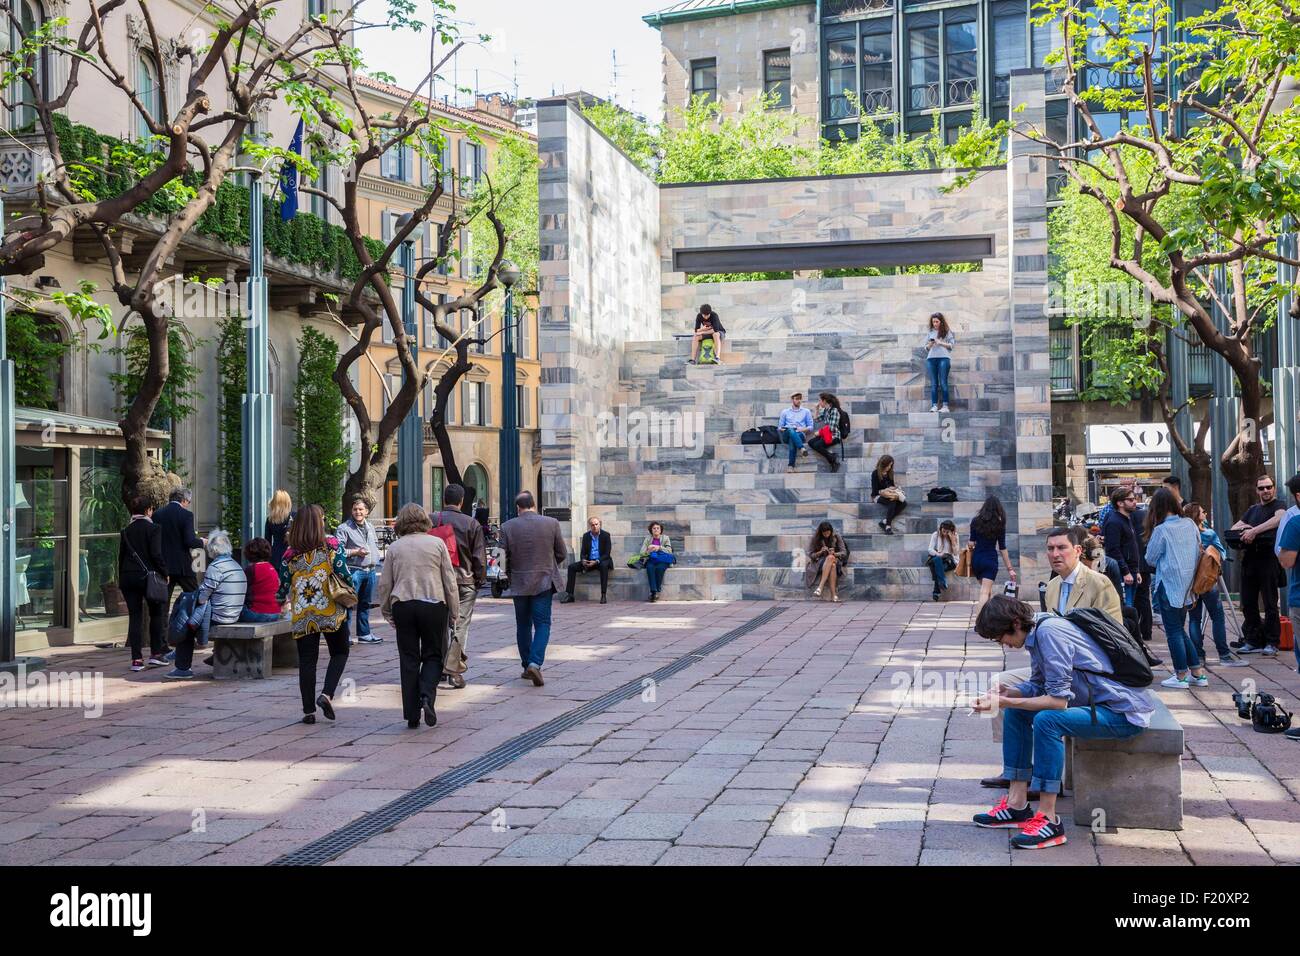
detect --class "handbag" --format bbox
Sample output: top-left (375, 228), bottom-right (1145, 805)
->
top-left (648, 549), bottom-right (676, 566)
top-left (121, 530), bottom-right (169, 603)
top-left (818, 425), bottom-right (834, 445)
top-left (954, 544), bottom-right (973, 578)
top-left (627, 554), bottom-right (649, 570)
top-left (325, 569), bottom-right (359, 609)
top-left (741, 425), bottom-right (781, 459)
top-left (927, 487), bottom-right (958, 503)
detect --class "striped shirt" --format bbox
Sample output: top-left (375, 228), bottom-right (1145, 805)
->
top-left (197, 555), bottom-right (248, 625)
top-left (1145, 515), bottom-right (1202, 609)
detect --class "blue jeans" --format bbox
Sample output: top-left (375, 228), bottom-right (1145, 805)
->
top-left (781, 428), bottom-right (805, 465)
top-left (240, 609), bottom-right (283, 624)
top-left (646, 560), bottom-right (669, 594)
top-left (1189, 587), bottom-right (1230, 659)
top-left (928, 555), bottom-right (949, 591)
top-left (348, 568), bottom-right (376, 637)
top-left (513, 590), bottom-right (554, 668)
top-left (1002, 705), bottom-right (1143, 794)
top-left (1154, 582), bottom-right (1201, 673)
top-left (927, 356), bottom-right (950, 406)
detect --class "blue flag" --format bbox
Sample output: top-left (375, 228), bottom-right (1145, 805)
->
top-left (279, 119), bottom-right (303, 222)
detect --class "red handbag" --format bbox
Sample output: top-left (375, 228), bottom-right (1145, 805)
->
top-left (818, 425), bottom-right (834, 445)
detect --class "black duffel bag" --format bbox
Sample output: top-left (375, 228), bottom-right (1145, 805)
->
top-left (927, 487), bottom-right (958, 502)
top-left (741, 424), bottom-right (781, 459)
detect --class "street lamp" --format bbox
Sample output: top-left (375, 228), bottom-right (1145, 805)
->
top-left (395, 213), bottom-right (423, 511)
top-left (497, 259), bottom-right (522, 523)
top-left (241, 170), bottom-right (274, 551)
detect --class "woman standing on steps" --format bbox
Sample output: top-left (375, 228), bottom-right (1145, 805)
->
top-left (924, 312), bottom-right (955, 413)
top-left (970, 495), bottom-right (1014, 615)
top-left (805, 521), bottom-right (848, 602)
top-left (871, 455), bottom-right (906, 535)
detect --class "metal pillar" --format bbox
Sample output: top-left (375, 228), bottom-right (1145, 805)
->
top-left (499, 284), bottom-right (520, 522)
top-left (241, 174), bottom-right (274, 549)
top-left (397, 239), bottom-right (423, 509)
top-left (1271, 226), bottom-right (1298, 488)
top-left (1166, 315), bottom-right (1191, 493)
top-left (0, 196), bottom-right (44, 672)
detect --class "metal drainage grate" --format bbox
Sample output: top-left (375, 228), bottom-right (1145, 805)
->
top-left (271, 604), bottom-right (789, 866)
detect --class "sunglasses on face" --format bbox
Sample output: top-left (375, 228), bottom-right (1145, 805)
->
top-left (1259, 485), bottom-right (1274, 492)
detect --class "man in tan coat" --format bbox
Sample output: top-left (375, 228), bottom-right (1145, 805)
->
top-left (1044, 528), bottom-right (1123, 625)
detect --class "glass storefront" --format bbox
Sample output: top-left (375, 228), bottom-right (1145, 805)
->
top-left (80, 448), bottom-right (130, 620)
top-left (15, 447), bottom-right (68, 635)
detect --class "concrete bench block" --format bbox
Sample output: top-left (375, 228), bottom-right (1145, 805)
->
top-left (1070, 691), bottom-right (1183, 831)
top-left (210, 620), bottom-right (296, 681)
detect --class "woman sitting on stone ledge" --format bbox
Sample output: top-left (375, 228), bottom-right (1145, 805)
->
top-left (871, 455), bottom-right (906, 535)
top-left (805, 521), bottom-right (848, 602)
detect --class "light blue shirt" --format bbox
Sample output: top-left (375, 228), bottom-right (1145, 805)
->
top-left (1145, 515), bottom-right (1202, 609)
top-left (1016, 614), bottom-right (1155, 728)
top-left (1275, 505), bottom-right (1300, 558)
top-left (589, 535), bottom-right (600, 561)
top-left (778, 406), bottom-right (813, 431)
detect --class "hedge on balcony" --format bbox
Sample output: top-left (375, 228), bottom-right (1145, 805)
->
top-left (51, 114), bottom-right (388, 282)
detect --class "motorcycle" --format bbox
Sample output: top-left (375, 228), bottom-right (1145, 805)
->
top-left (484, 522), bottom-right (508, 598)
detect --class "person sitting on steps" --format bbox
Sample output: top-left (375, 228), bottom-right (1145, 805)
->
top-left (805, 521), bottom-right (848, 602)
top-left (562, 515), bottom-right (613, 605)
top-left (778, 392), bottom-right (815, 471)
top-left (807, 392), bottom-right (843, 473)
top-left (641, 522), bottom-right (673, 602)
top-left (924, 311), bottom-right (955, 413)
top-left (693, 314), bottom-right (720, 365)
top-left (871, 455), bottom-right (905, 535)
top-left (688, 304), bottom-right (726, 364)
top-left (927, 520), bottom-right (960, 601)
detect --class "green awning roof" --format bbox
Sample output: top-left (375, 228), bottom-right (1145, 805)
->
top-left (643, 0), bottom-right (813, 28)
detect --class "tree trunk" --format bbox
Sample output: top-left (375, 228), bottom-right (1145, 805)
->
top-left (428, 338), bottom-right (477, 515)
top-left (118, 311), bottom-right (171, 507)
top-left (342, 445), bottom-right (394, 518)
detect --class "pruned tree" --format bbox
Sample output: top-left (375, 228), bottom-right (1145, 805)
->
top-left (0, 0), bottom-right (436, 506)
top-left (997, 0), bottom-right (1300, 518)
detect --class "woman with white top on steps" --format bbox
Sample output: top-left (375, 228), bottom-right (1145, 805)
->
top-left (925, 312), bottom-right (955, 413)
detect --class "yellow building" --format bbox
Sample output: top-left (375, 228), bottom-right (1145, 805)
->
top-left (352, 77), bottom-right (541, 522)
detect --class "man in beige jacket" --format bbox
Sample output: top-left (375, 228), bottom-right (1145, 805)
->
top-left (1044, 528), bottom-right (1123, 625)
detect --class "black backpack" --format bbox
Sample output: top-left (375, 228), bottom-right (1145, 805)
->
top-left (927, 487), bottom-right (958, 502)
top-left (1053, 608), bottom-right (1157, 722)
top-left (837, 410), bottom-right (851, 441)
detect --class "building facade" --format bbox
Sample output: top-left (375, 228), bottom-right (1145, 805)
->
top-left (352, 77), bottom-right (542, 522)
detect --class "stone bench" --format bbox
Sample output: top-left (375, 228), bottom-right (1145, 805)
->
top-left (209, 619), bottom-right (297, 681)
top-left (1070, 691), bottom-right (1183, 831)
top-left (988, 668), bottom-right (1183, 831)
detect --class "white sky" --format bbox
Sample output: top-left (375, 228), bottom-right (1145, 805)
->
top-left (357, 0), bottom-right (667, 122)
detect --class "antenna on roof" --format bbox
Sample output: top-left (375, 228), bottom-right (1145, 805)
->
top-left (610, 48), bottom-right (620, 105)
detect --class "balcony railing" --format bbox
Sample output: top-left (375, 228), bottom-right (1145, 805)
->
top-left (0, 133), bottom-right (52, 201)
top-left (861, 86), bottom-right (894, 115)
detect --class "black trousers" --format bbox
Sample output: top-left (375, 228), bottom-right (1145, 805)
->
top-left (1134, 575), bottom-right (1153, 643)
top-left (121, 583), bottom-right (165, 660)
top-left (807, 435), bottom-right (838, 465)
top-left (567, 558), bottom-right (613, 596)
top-left (297, 626), bottom-right (350, 714)
top-left (877, 497), bottom-right (907, 523)
top-left (1240, 552), bottom-right (1282, 646)
top-left (392, 600), bottom-right (447, 721)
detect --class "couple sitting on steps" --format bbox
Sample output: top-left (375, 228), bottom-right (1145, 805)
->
top-left (777, 391), bottom-right (846, 473)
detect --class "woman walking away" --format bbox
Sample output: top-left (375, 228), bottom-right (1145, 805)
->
top-left (970, 496), bottom-right (1014, 616)
top-left (378, 504), bottom-right (459, 729)
top-left (265, 490), bottom-right (294, 575)
top-left (640, 522), bottom-right (674, 602)
top-left (924, 312), bottom-right (955, 413)
top-left (928, 520), bottom-right (960, 601)
top-left (119, 494), bottom-right (169, 673)
top-left (278, 504), bottom-right (351, 724)
top-left (871, 455), bottom-right (906, 535)
top-left (1145, 488), bottom-right (1208, 689)
top-left (805, 521), bottom-right (848, 602)
top-left (1183, 503), bottom-right (1244, 667)
top-left (807, 392), bottom-right (843, 473)
top-left (241, 537), bottom-right (284, 624)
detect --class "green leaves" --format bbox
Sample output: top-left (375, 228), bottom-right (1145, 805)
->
top-left (292, 327), bottom-right (349, 528)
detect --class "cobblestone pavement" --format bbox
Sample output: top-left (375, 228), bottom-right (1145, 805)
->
top-left (1, 599), bottom-right (1297, 866)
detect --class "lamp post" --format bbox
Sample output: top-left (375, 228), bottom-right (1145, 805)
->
top-left (396, 216), bottom-right (423, 509)
top-left (241, 171), bottom-right (274, 550)
top-left (497, 260), bottom-right (521, 523)
top-left (0, 195), bottom-right (43, 673)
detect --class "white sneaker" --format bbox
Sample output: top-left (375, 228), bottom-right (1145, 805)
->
top-left (929, 404), bottom-right (938, 412)
top-left (940, 405), bottom-right (950, 413)
top-left (1215, 654), bottom-right (1248, 667)
top-left (1261, 646), bottom-right (1277, 657)
top-left (1189, 674), bottom-right (1210, 688)
top-left (1160, 675), bottom-right (1191, 689)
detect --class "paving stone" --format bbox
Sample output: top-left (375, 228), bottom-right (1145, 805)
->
top-left (570, 839), bottom-right (672, 866)
top-left (600, 813), bottom-right (695, 841)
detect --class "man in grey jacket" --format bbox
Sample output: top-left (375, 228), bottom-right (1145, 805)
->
top-left (500, 491), bottom-right (567, 686)
top-left (430, 483), bottom-right (487, 688)
top-left (337, 498), bottom-right (381, 644)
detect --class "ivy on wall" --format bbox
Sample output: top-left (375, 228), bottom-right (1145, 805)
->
top-left (292, 327), bottom-right (349, 528)
top-left (4, 310), bottom-right (70, 408)
top-left (109, 325), bottom-right (205, 477)
top-left (215, 315), bottom-right (247, 545)
top-left (52, 114), bottom-right (388, 281)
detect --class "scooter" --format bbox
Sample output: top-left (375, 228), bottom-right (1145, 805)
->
top-left (484, 523), bottom-right (508, 598)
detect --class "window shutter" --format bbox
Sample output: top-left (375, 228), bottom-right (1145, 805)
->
top-left (446, 383), bottom-right (455, 424)
top-left (518, 310), bottom-right (529, 358)
top-left (441, 140), bottom-right (453, 193)
top-left (381, 305), bottom-right (394, 344)
top-left (461, 382), bottom-right (470, 424)
top-left (402, 145), bottom-right (414, 182)
top-left (484, 383), bottom-right (491, 425)
top-left (420, 151), bottom-right (429, 187)
top-left (381, 210), bottom-right (393, 242)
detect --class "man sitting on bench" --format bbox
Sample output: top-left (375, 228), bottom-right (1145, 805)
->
top-left (968, 596), bottom-right (1154, 849)
top-left (688, 304), bottom-right (725, 364)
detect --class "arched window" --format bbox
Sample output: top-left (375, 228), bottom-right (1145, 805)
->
top-left (463, 463), bottom-right (490, 516)
top-left (8, 0), bottom-right (47, 130)
top-left (136, 53), bottom-right (162, 143)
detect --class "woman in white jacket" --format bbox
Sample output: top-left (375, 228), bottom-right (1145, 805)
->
top-left (927, 520), bottom-right (960, 601)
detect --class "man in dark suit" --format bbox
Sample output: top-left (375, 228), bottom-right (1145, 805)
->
top-left (153, 488), bottom-right (204, 605)
top-left (561, 515), bottom-right (613, 604)
top-left (500, 491), bottom-right (567, 687)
